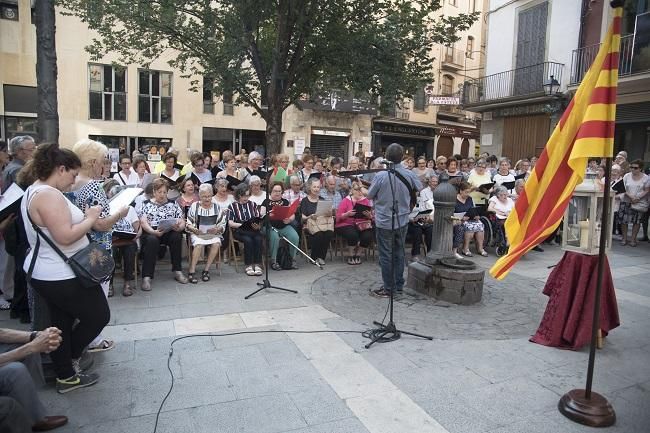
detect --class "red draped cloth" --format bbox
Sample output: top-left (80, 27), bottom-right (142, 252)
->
top-left (530, 251), bottom-right (620, 350)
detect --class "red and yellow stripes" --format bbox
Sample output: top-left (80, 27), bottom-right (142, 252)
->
top-left (490, 7), bottom-right (622, 280)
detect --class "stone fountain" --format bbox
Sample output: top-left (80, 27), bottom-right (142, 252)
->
top-left (407, 173), bottom-right (485, 305)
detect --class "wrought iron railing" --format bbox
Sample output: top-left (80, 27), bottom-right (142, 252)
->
top-left (462, 62), bottom-right (564, 105)
top-left (569, 34), bottom-right (648, 84)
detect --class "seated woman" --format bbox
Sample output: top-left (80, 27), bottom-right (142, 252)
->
top-left (176, 178), bottom-right (199, 218)
top-left (212, 178), bottom-right (235, 263)
top-left (216, 154), bottom-right (244, 184)
top-left (262, 183), bottom-right (299, 270)
top-left (228, 183), bottom-right (264, 276)
top-left (138, 178), bottom-right (188, 290)
top-left (132, 157), bottom-right (149, 187)
top-left (467, 159), bottom-right (492, 206)
top-left (335, 184), bottom-right (374, 265)
top-left (248, 175), bottom-right (267, 206)
top-left (301, 178), bottom-right (334, 266)
top-left (488, 185), bottom-right (514, 249)
top-left (186, 184), bottom-right (227, 283)
top-left (103, 180), bottom-right (141, 297)
top-left (454, 181), bottom-right (487, 257)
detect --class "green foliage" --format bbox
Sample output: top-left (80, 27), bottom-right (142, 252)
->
top-left (58, 0), bottom-right (477, 150)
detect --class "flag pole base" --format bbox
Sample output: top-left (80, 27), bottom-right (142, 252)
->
top-left (558, 389), bottom-right (616, 427)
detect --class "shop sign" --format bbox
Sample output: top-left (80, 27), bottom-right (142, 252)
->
top-left (372, 121), bottom-right (435, 138)
top-left (427, 95), bottom-right (460, 105)
top-left (436, 126), bottom-right (479, 138)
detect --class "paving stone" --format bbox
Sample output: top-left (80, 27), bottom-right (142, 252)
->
top-left (288, 384), bottom-right (354, 425)
top-left (278, 417), bottom-right (370, 433)
top-left (190, 394), bottom-right (307, 433)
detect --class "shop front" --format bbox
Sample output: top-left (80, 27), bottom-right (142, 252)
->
top-left (371, 119), bottom-right (436, 160)
top-left (203, 127), bottom-right (266, 157)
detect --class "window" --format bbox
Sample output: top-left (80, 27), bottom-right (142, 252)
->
top-left (441, 75), bottom-right (455, 96)
top-left (88, 64), bottom-right (127, 121)
top-left (413, 86), bottom-right (426, 112)
top-left (4, 116), bottom-right (37, 141)
top-left (203, 77), bottom-right (214, 114)
top-left (466, 37), bottom-right (475, 58)
top-left (223, 89), bottom-right (234, 115)
top-left (138, 70), bottom-right (172, 123)
top-left (0, 1), bottom-right (18, 21)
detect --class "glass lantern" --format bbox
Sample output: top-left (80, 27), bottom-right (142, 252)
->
top-left (561, 176), bottom-right (615, 255)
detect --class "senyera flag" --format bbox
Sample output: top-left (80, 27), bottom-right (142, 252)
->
top-left (489, 6), bottom-right (623, 280)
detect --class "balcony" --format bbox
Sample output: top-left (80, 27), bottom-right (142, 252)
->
top-left (384, 101), bottom-right (410, 120)
top-left (462, 62), bottom-right (564, 106)
top-left (442, 47), bottom-right (465, 71)
top-left (570, 34), bottom-right (650, 85)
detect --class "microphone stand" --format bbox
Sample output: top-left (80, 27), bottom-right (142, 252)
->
top-left (364, 161), bottom-right (433, 348)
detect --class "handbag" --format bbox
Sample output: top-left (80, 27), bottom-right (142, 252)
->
top-left (26, 197), bottom-right (114, 289)
top-left (306, 215), bottom-right (334, 234)
top-left (355, 220), bottom-right (373, 231)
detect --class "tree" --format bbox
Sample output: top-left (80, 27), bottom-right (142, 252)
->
top-left (35, 0), bottom-right (59, 143)
top-left (60, 0), bottom-right (478, 154)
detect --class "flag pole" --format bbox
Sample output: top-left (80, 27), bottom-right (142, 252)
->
top-left (557, 2), bottom-right (621, 426)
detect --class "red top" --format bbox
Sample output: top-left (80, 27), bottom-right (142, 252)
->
top-left (335, 196), bottom-right (372, 228)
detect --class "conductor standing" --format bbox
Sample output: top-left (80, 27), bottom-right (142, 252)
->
top-left (367, 143), bottom-right (422, 297)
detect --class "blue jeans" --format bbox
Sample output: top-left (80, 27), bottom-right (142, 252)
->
top-left (375, 225), bottom-right (408, 292)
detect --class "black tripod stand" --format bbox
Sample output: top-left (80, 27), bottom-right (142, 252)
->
top-left (363, 161), bottom-right (433, 348)
top-left (244, 167), bottom-right (321, 299)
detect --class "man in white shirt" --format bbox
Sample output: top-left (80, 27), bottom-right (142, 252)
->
top-left (113, 155), bottom-right (140, 186)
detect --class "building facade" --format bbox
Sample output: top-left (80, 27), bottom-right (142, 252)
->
top-left (1, 0), bottom-right (486, 164)
top-left (462, 0), bottom-right (582, 161)
top-left (373, 0), bottom-right (488, 160)
top-left (569, 0), bottom-right (650, 162)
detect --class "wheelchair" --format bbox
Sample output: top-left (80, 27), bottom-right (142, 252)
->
top-left (480, 212), bottom-right (509, 257)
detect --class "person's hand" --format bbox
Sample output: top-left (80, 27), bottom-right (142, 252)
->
top-left (207, 227), bottom-right (220, 235)
top-left (153, 229), bottom-right (164, 237)
top-left (251, 222), bottom-right (261, 231)
top-left (216, 227), bottom-right (224, 235)
top-left (310, 214), bottom-right (317, 220)
top-left (30, 327), bottom-right (62, 354)
top-left (362, 210), bottom-right (372, 219)
top-left (85, 205), bottom-right (102, 221)
top-left (0, 214), bottom-right (16, 232)
top-left (282, 218), bottom-right (291, 225)
top-left (345, 210), bottom-right (355, 218)
top-left (173, 219), bottom-right (184, 231)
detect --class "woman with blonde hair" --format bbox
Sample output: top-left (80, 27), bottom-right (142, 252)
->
top-left (70, 139), bottom-right (129, 352)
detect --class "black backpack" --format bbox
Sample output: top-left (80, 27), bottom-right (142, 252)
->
top-left (277, 244), bottom-right (293, 270)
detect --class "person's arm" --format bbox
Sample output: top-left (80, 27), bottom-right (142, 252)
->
top-left (32, 190), bottom-right (100, 246)
top-left (0, 327), bottom-right (62, 367)
top-left (366, 174), bottom-right (381, 200)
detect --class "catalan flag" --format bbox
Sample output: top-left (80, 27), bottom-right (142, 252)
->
top-left (489, 6), bottom-right (623, 280)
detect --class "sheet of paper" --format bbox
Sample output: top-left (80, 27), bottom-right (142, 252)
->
top-left (157, 218), bottom-right (177, 232)
top-left (109, 187), bottom-right (143, 215)
top-left (315, 200), bottom-right (333, 217)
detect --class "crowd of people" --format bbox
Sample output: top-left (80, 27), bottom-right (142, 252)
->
top-left (0, 134), bottom-right (648, 431)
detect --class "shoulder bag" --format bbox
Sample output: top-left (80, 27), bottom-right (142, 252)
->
top-left (306, 215), bottom-right (334, 234)
top-left (25, 194), bottom-right (114, 289)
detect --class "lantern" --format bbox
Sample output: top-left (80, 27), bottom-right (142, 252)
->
top-left (561, 176), bottom-right (615, 255)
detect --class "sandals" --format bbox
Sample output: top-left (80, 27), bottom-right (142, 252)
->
top-left (479, 250), bottom-right (488, 257)
top-left (188, 273), bottom-right (199, 284)
top-left (254, 266), bottom-right (263, 276)
top-left (347, 256), bottom-right (362, 265)
top-left (245, 266), bottom-right (256, 276)
top-left (271, 262), bottom-right (282, 271)
top-left (88, 339), bottom-right (115, 353)
top-left (462, 250), bottom-right (473, 257)
top-left (629, 241), bottom-right (638, 247)
top-left (202, 270), bottom-right (210, 281)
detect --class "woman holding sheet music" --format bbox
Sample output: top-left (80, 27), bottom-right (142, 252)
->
top-left (228, 184), bottom-right (264, 276)
top-left (467, 159), bottom-right (492, 206)
top-left (215, 154), bottom-right (244, 183)
top-left (139, 178), bottom-right (188, 289)
top-left (618, 160), bottom-right (649, 247)
top-left (262, 183), bottom-right (299, 270)
top-left (301, 179), bottom-right (334, 266)
top-left (335, 183), bottom-right (374, 265)
top-left (454, 181), bottom-right (487, 258)
top-left (161, 153), bottom-right (180, 181)
top-left (186, 184), bottom-right (227, 283)
top-left (176, 179), bottom-right (199, 217)
top-left (132, 157), bottom-right (148, 187)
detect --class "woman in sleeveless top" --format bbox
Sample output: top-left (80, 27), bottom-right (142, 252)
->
top-left (21, 143), bottom-right (108, 394)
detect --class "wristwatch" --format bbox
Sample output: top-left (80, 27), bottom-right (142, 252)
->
top-left (29, 331), bottom-right (38, 342)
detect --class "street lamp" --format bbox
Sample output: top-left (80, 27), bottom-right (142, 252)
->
top-left (544, 74), bottom-right (561, 96)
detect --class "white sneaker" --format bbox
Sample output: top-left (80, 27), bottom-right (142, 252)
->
top-left (454, 252), bottom-right (464, 260)
top-left (317, 258), bottom-right (326, 266)
top-left (141, 277), bottom-right (152, 291)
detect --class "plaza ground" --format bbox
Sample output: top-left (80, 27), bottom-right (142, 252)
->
top-left (1, 241), bottom-right (648, 433)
